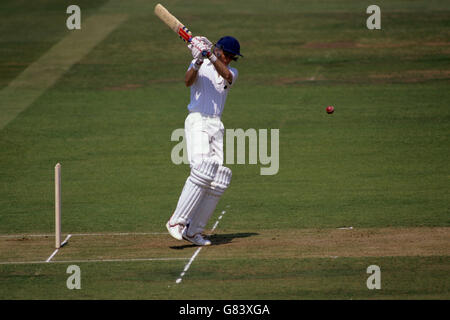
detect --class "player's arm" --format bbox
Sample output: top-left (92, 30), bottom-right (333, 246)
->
top-left (210, 56), bottom-right (233, 84)
top-left (185, 58), bottom-right (203, 87)
top-left (185, 67), bottom-right (198, 87)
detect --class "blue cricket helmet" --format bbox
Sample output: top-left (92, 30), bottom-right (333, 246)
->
top-left (216, 36), bottom-right (243, 58)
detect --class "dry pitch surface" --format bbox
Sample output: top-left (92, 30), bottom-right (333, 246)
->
top-left (1, 227), bottom-right (448, 265)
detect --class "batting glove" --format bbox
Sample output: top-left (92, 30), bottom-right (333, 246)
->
top-left (190, 36), bottom-right (215, 61)
top-left (198, 36), bottom-right (213, 51)
top-left (188, 44), bottom-right (202, 59)
top-left (188, 41), bottom-right (209, 60)
top-left (189, 36), bottom-right (213, 58)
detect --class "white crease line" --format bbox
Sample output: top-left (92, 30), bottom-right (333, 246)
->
top-left (45, 234), bottom-right (71, 262)
top-left (176, 210), bottom-right (227, 284)
top-left (45, 249), bottom-right (59, 263)
top-left (211, 221), bottom-right (220, 231)
top-left (1, 257), bottom-right (189, 266)
top-left (176, 247), bottom-right (202, 284)
top-left (211, 210), bottom-right (226, 232)
top-left (60, 234), bottom-right (72, 247)
top-left (0, 234), bottom-right (54, 238)
top-left (72, 232), bottom-right (168, 236)
top-left (0, 232), bottom-right (167, 238)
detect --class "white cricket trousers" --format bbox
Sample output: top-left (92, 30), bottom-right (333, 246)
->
top-left (185, 112), bottom-right (224, 167)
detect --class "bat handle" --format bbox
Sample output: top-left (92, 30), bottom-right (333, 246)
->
top-left (179, 26), bottom-right (192, 42)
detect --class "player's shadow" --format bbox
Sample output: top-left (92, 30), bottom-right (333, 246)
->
top-left (169, 232), bottom-right (258, 250)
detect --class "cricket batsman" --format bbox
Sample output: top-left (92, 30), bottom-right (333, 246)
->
top-left (166, 36), bottom-right (243, 246)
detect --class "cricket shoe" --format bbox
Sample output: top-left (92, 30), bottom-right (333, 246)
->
top-left (182, 230), bottom-right (211, 246)
top-left (166, 221), bottom-right (184, 241)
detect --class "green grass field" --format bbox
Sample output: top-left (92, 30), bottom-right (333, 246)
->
top-left (0, 0), bottom-right (449, 300)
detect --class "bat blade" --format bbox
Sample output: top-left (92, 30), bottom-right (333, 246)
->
top-left (154, 3), bottom-right (192, 42)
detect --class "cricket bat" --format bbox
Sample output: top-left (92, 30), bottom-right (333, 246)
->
top-left (154, 3), bottom-right (193, 43)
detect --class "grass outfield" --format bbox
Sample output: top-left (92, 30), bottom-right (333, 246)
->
top-left (0, 0), bottom-right (449, 300)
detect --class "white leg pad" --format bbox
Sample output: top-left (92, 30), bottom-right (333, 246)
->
top-left (169, 159), bottom-right (219, 226)
top-left (185, 166), bottom-right (232, 237)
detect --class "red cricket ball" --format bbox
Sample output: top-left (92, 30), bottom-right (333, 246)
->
top-left (326, 106), bottom-right (334, 114)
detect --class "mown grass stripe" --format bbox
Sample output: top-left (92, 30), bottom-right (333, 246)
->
top-left (0, 11), bottom-right (127, 130)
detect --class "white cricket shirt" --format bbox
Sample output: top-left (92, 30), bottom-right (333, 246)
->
top-left (187, 59), bottom-right (238, 117)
